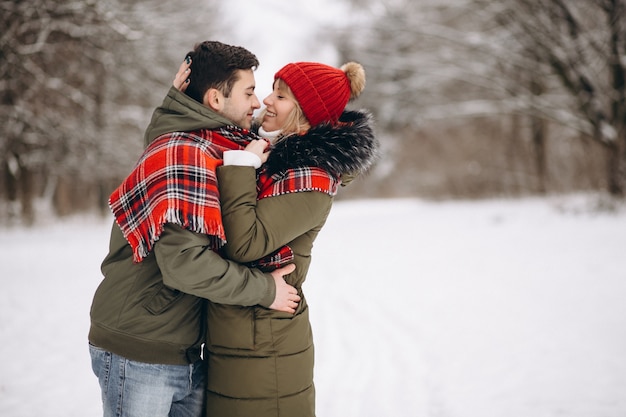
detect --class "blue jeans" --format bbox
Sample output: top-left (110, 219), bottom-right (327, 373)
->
top-left (89, 344), bottom-right (205, 417)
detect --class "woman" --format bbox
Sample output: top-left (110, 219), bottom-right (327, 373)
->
top-left (176, 59), bottom-right (379, 417)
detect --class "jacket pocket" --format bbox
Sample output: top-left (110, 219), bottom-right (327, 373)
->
top-left (206, 303), bottom-right (255, 350)
top-left (143, 283), bottom-right (184, 315)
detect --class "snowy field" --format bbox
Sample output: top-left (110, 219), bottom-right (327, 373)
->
top-left (1, 195), bottom-right (625, 417)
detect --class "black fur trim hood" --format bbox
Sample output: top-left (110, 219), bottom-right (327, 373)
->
top-left (262, 110), bottom-right (379, 178)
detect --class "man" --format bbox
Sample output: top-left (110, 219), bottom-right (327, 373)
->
top-left (88, 41), bottom-right (300, 417)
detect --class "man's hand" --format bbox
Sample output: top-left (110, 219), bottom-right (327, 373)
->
top-left (268, 264), bottom-right (300, 314)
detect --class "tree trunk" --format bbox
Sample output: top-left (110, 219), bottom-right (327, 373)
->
top-left (529, 76), bottom-right (547, 194)
top-left (531, 115), bottom-right (547, 194)
top-left (506, 113), bottom-right (521, 194)
top-left (20, 166), bottom-right (34, 226)
top-left (605, 137), bottom-right (625, 196)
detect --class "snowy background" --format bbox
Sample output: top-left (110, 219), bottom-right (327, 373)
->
top-left (1, 194), bottom-right (626, 417)
top-left (215, 0), bottom-right (349, 101)
top-left (2, 1), bottom-right (626, 416)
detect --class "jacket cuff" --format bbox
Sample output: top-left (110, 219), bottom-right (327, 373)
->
top-left (223, 150), bottom-right (262, 168)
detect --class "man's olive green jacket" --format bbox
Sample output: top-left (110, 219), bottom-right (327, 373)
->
top-left (88, 87), bottom-right (276, 365)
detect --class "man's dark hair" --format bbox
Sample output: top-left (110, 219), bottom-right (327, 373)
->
top-left (184, 41), bottom-right (259, 103)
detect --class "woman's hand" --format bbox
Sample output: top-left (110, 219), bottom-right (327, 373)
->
top-left (173, 57), bottom-right (191, 92)
top-left (244, 139), bottom-right (271, 164)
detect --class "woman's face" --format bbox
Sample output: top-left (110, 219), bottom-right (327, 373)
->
top-left (261, 80), bottom-right (297, 132)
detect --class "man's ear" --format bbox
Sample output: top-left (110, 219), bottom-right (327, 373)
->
top-left (203, 88), bottom-right (223, 111)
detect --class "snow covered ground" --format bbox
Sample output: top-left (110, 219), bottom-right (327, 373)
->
top-left (1, 195), bottom-right (625, 417)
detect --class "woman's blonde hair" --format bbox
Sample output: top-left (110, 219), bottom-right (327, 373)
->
top-left (261, 78), bottom-right (311, 139)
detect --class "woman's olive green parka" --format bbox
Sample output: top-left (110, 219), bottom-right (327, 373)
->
top-left (205, 110), bottom-right (379, 417)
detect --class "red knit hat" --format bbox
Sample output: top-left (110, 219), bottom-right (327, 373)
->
top-left (274, 61), bottom-right (365, 126)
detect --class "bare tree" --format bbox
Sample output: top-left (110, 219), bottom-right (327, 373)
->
top-left (338, 0), bottom-right (624, 197)
top-left (337, 0), bottom-right (545, 196)
top-left (0, 0), bottom-right (222, 223)
top-left (487, 0), bottom-right (626, 196)
top-left (0, 0), bottom-right (127, 223)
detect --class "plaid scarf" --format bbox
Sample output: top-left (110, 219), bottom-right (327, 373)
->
top-left (257, 166), bottom-right (340, 199)
top-left (109, 127), bottom-right (252, 263)
top-left (109, 124), bottom-right (337, 272)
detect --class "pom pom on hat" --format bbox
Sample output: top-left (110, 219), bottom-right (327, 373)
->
top-left (274, 61), bottom-right (366, 126)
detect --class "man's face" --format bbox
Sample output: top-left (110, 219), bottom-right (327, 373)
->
top-left (213, 69), bottom-right (260, 129)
